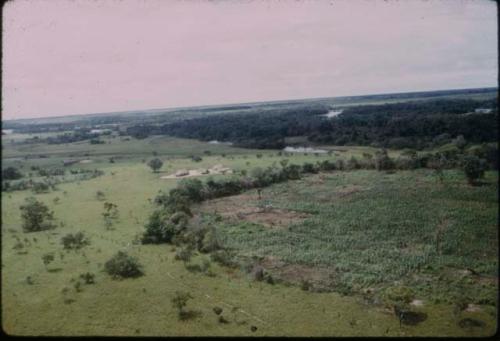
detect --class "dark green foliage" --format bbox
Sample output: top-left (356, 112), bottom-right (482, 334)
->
top-left (32, 181), bottom-right (51, 193)
top-left (41, 253), bottom-right (55, 268)
top-left (462, 155), bottom-right (487, 185)
top-left (210, 250), bottom-right (238, 268)
top-left (469, 143), bottom-right (498, 170)
top-left (175, 247), bottom-right (193, 263)
top-left (96, 190), bottom-right (106, 200)
top-left (61, 232), bottom-right (90, 250)
top-left (104, 251), bottom-right (144, 279)
top-left (374, 149), bottom-right (395, 171)
top-left (177, 179), bottom-right (204, 203)
top-left (301, 163), bottom-right (319, 174)
top-left (2, 166), bottom-right (23, 180)
top-left (453, 135), bottom-right (467, 150)
top-left (147, 158), bottom-right (163, 172)
top-left (191, 155), bottom-right (202, 162)
top-left (102, 202), bottom-right (119, 229)
top-left (121, 97), bottom-right (499, 150)
top-left (141, 210), bottom-right (189, 244)
top-left (20, 197), bottom-right (55, 232)
top-left (346, 157), bottom-right (360, 170)
top-left (171, 291), bottom-right (196, 321)
top-left (79, 272), bottom-right (96, 284)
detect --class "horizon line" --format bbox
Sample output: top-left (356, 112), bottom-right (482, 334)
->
top-left (3, 85), bottom-right (498, 122)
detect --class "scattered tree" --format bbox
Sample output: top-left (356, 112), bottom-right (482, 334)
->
top-left (41, 253), bottom-right (55, 270)
top-left (147, 158), bottom-right (163, 173)
top-left (61, 232), bottom-right (90, 250)
top-left (2, 167), bottom-right (23, 180)
top-left (462, 155), bottom-right (487, 185)
top-left (20, 197), bottom-right (55, 232)
top-left (104, 251), bottom-right (144, 279)
top-left (171, 291), bottom-right (194, 320)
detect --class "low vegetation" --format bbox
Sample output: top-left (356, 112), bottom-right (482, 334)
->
top-left (19, 197), bottom-right (55, 232)
top-left (104, 251), bottom-right (144, 279)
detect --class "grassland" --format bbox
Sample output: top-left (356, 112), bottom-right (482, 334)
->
top-left (1, 133), bottom-right (498, 336)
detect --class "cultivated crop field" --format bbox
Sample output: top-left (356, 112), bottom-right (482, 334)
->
top-left (1, 131), bottom-right (497, 336)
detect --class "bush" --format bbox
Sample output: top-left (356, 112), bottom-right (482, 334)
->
top-left (346, 157), bottom-right (360, 170)
top-left (175, 247), bottom-right (193, 263)
top-left (147, 158), bottom-right (164, 173)
top-left (210, 250), bottom-right (238, 268)
top-left (177, 178), bottom-right (204, 203)
top-left (96, 190), bottom-right (106, 201)
top-left (171, 291), bottom-right (195, 321)
top-left (141, 209), bottom-right (189, 244)
top-left (79, 272), bottom-right (96, 284)
top-left (104, 251), bottom-right (144, 279)
top-left (462, 155), bottom-right (487, 185)
top-left (32, 181), bottom-right (51, 193)
top-left (301, 162), bottom-right (318, 174)
top-left (200, 227), bottom-right (221, 253)
top-left (61, 232), bottom-right (90, 250)
top-left (20, 197), bottom-right (55, 232)
top-left (2, 167), bottom-right (23, 180)
top-left (383, 286), bottom-right (415, 304)
top-left (374, 149), bottom-right (395, 171)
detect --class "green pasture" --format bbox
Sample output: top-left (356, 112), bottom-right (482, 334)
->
top-left (1, 135), bottom-right (497, 336)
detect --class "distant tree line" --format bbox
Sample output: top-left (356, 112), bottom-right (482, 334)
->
top-left (125, 97), bottom-right (498, 150)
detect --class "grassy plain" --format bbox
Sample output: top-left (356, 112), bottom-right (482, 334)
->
top-left (1, 134), bottom-right (498, 336)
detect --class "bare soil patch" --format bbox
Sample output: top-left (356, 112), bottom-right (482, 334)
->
top-left (198, 194), bottom-right (309, 228)
top-left (259, 256), bottom-right (336, 291)
top-left (161, 164), bottom-right (233, 179)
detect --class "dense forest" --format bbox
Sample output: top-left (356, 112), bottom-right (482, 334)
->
top-left (127, 97), bottom-right (498, 150)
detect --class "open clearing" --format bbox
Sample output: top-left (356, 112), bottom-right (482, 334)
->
top-left (161, 164), bottom-right (233, 179)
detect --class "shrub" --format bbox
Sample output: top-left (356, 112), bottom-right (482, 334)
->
top-left (102, 202), bottom-right (119, 229)
top-left (210, 250), bottom-right (238, 268)
top-left (200, 227), bottom-right (221, 253)
top-left (41, 253), bottom-right (55, 269)
top-left (191, 155), bottom-right (202, 162)
top-left (469, 143), bottom-right (498, 170)
top-left (383, 286), bottom-right (415, 304)
top-left (141, 210), bottom-right (189, 244)
top-left (374, 149), bottom-right (395, 171)
top-left (171, 291), bottom-right (194, 321)
top-left (104, 251), bottom-right (144, 279)
top-left (96, 190), bottom-right (106, 201)
top-left (462, 155), bottom-right (487, 185)
top-left (346, 157), bottom-right (360, 170)
top-left (177, 178), bottom-right (204, 203)
top-left (335, 159), bottom-right (345, 171)
top-left (147, 158), bottom-right (164, 173)
top-left (453, 135), bottom-right (467, 150)
top-left (2, 167), bottom-right (23, 180)
top-left (20, 197), bottom-right (55, 232)
top-left (301, 162), bottom-right (318, 174)
top-left (32, 181), bottom-right (50, 193)
top-left (61, 232), bottom-right (90, 250)
top-left (318, 160), bottom-right (336, 171)
top-left (79, 272), bottom-right (96, 284)
top-left (175, 247), bottom-right (193, 263)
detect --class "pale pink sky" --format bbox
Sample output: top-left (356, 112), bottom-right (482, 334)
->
top-left (2, 0), bottom-right (497, 120)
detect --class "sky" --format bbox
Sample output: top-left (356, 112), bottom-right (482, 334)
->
top-left (2, 0), bottom-right (498, 120)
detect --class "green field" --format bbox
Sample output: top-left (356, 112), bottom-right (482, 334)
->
top-left (1, 133), bottom-right (498, 336)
